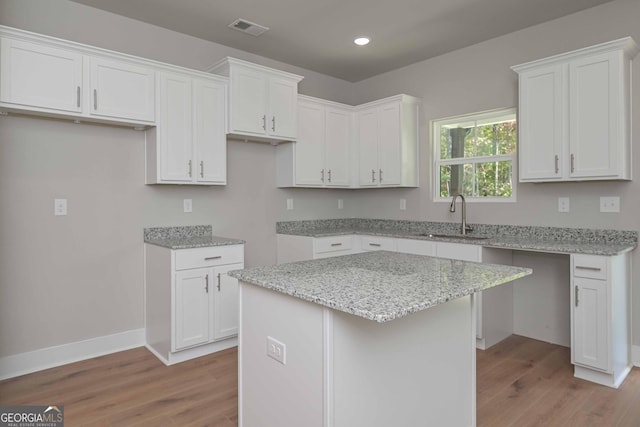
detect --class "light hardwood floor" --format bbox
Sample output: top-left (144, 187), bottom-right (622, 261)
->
top-left (1, 336), bottom-right (639, 426)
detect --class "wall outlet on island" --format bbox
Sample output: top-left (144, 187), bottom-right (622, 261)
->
top-left (267, 336), bottom-right (286, 365)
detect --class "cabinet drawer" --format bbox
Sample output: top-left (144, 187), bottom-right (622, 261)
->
top-left (360, 235), bottom-right (396, 252)
top-left (572, 254), bottom-right (608, 280)
top-left (314, 235), bottom-right (353, 254)
top-left (175, 245), bottom-right (244, 270)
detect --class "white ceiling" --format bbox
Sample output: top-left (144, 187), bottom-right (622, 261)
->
top-left (69, 0), bottom-right (614, 82)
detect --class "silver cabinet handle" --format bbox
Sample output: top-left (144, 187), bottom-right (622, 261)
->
top-left (188, 160), bottom-right (192, 177)
top-left (262, 115), bottom-right (266, 130)
top-left (93, 89), bottom-right (97, 110)
top-left (575, 285), bottom-right (579, 307)
top-left (369, 243), bottom-right (382, 247)
top-left (76, 86), bottom-right (81, 108)
top-left (379, 169), bottom-right (383, 183)
top-left (217, 273), bottom-right (221, 291)
top-left (204, 256), bottom-right (222, 260)
top-left (205, 274), bottom-right (209, 293)
top-left (371, 169), bottom-right (376, 182)
top-left (575, 265), bottom-right (601, 271)
top-left (272, 116), bottom-right (276, 132)
top-left (330, 243), bottom-right (342, 247)
top-left (570, 154), bottom-right (575, 173)
top-left (554, 155), bottom-right (559, 174)
top-left (200, 161), bottom-right (204, 178)
top-left (321, 169), bottom-right (325, 182)
top-left (327, 170), bottom-right (332, 183)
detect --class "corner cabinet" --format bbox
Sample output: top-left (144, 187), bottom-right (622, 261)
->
top-left (357, 95), bottom-right (420, 187)
top-left (512, 37), bottom-right (638, 182)
top-left (571, 253), bottom-right (630, 388)
top-left (276, 95), bottom-right (352, 187)
top-left (145, 243), bottom-right (244, 365)
top-left (145, 72), bottom-right (227, 185)
top-left (208, 57), bottom-right (303, 143)
top-left (0, 33), bottom-right (155, 126)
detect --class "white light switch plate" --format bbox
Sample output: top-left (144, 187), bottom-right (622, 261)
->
top-left (286, 198), bottom-right (294, 210)
top-left (183, 199), bottom-right (192, 213)
top-left (558, 197), bottom-right (570, 213)
top-left (600, 196), bottom-right (620, 213)
top-left (400, 199), bottom-right (407, 210)
top-left (338, 199), bottom-right (344, 210)
top-left (54, 198), bottom-right (67, 216)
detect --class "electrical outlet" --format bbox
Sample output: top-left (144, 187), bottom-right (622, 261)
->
top-left (183, 199), bottom-right (192, 213)
top-left (600, 196), bottom-right (620, 213)
top-left (266, 336), bottom-right (286, 365)
top-left (400, 199), bottom-right (407, 210)
top-left (558, 197), bottom-right (570, 213)
top-left (338, 199), bottom-right (344, 210)
top-left (54, 198), bottom-right (67, 216)
top-left (286, 198), bottom-right (294, 210)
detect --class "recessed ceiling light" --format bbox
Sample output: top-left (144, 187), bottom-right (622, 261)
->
top-left (354, 37), bottom-right (370, 46)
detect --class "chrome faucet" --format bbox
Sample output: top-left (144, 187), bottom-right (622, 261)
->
top-left (449, 194), bottom-right (473, 235)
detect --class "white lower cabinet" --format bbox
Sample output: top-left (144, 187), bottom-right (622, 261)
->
top-left (145, 243), bottom-right (244, 365)
top-left (571, 253), bottom-right (630, 388)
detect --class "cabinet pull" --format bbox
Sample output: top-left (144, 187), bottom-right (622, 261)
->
top-left (575, 285), bottom-right (579, 307)
top-left (321, 169), bottom-right (325, 182)
top-left (93, 89), bottom-right (97, 110)
top-left (204, 256), bottom-right (222, 261)
top-left (570, 154), bottom-right (575, 173)
top-left (575, 265), bottom-right (601, 271)
top-left (188, 160), bottom-right (192, 177)
top-left (369, 243), bottom-right (382, 247)
top-left (371, 169), bottom-right (376, 182)
top-left (205, 274), bottom-right (209, 293)
top-left (554, 155), bottom-right (559, 174)
top-left (379, 169), bottom-right (383, 183)
top-left (217, 273), bottom-right (221, 291)
top-left (200, 161), bottom-right (204, 178)
top-left (328, 169), bottom-right (332, 183)
top-left (76, 86), bottom-right (81, 108)
top-left (262, 115), bottom-right (266, 130)
top-left (330, 243), bottom-right (342, 247)
top-left (272, 116), bottom-right (276, 132)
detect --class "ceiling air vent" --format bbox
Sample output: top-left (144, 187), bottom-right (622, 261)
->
top-left (228, 19), bottom-right (270, 36)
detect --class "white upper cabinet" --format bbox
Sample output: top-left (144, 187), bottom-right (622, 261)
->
top-left (513, 37), bottom-right (638, 182)
top-left (356, 94), bottom-right (420, 187)
top-left (146, 71), bottom-right (227, 185)
top-left (89, 57), bottom-right (155, 122)
top-left (208, 57), bottom-right (303, 143)
top-left (0, 38), bottom-right (83, 113)
top-left (276, 95), bottom-right (352, 188)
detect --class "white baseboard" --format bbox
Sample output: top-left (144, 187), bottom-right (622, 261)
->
top-left (0, 328), bottom-right (145, 380)
top-left (633, 345), bottom-right (640, 367)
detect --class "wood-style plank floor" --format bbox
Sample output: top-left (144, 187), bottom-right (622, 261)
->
top-left (1, 336), bottom-right (639, 426)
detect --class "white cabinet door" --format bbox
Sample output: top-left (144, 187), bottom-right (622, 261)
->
top-left (230, 66), bottom-right (267, 136)
top-left (358, 107), bottom-right (379, 186)
top-left (89, 57), bottom-right (155, 122)
top-left (518, 64), bottom-right (564, 181)
top-left (378, 102), bottom-right (402, 186)
top-left (213, 263), bottom-right (242, 340)
top-left (175, 269), bottom-right (210, 350)
top-left (0, 38), bottom-right (82, 113)
top-left (569, 52), bottom-right (620, 179)
top-left (325, 107), bottom-right (351, 187)
top-left (268, 76), bottom-right (298, 139)
top-left (295, 101), bottom-right (326, 186)
top-left (194, 78), bottom-right (226, 184)
top-left (572, 277), bottom-right (609, 371)
top-left (159, 72), bottom-right (193, 182)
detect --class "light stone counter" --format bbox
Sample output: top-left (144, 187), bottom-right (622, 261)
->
top-left (229, 250), bottom-right (531, 322)
top-left (144, 225), bottom-right (244, 249)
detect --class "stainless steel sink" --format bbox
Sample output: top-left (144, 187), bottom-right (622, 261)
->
top-left (414, 233), bottom-right (490, 241)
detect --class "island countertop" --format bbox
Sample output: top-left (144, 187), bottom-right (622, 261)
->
top-left (229, 251), bottom-right (531, 322)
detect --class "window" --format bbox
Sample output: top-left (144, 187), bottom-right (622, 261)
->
top-left (432, 108), bottom-right (517, 202)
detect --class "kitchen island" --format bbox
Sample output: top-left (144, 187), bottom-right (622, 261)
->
top-left (229, 251), bottom-right (531, 427)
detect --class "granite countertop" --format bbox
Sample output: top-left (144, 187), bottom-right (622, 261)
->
top-left (144, 225), bottom-right (244, 249)
top-left (229, 251), bottom-right (532, 323)
top-left (276, 219), bottom-right (637, 256)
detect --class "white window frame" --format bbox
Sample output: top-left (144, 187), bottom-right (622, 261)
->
top-left (432, 107), bottom-right (517, 203)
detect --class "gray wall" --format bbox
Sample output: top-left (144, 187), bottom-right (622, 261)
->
top-left (1, 0), bottom-right (640, 357)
